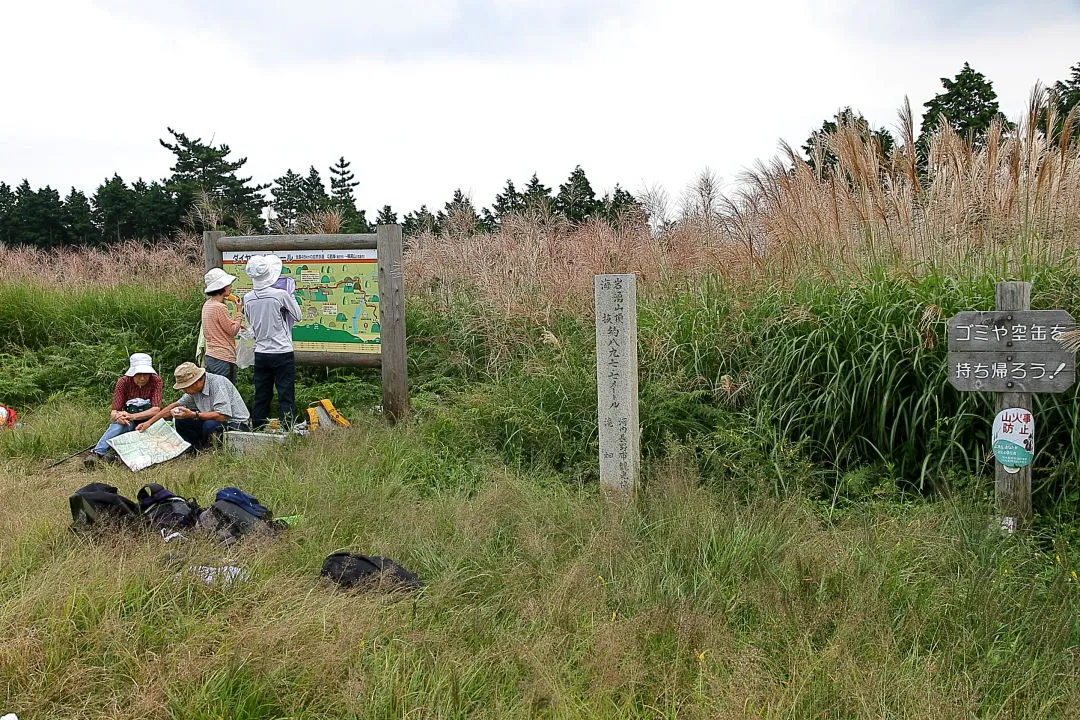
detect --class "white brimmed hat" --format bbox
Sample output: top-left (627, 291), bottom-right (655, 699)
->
top-left (125, 353), bottom-right (157, 377)
top-left (246, 254), bottom-right (283, 291)
top-left (204, 267), bottom-right (238, 294)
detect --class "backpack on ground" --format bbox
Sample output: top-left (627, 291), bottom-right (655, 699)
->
top-left (0, 403), bottom-right (16, 429)
top-left (69, 482), bottom-right (142, 529)
top-left (306, 399), bottom-right (350, 432)
top-left (197, 486), bottom-right (282, 545)
top-left (320, 552), bottom-right (423, 592)
top-left (137, 483), bottom-right (200, 530)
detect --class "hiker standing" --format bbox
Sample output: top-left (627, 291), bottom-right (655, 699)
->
top-left (85, 353), bottom-right (163, 467)
top-left (201, 267), bottom-right (244, 384)
top-left (242, 255), bottom-right (301, 429)
top-left (137, 362), bottom-right (250, 451)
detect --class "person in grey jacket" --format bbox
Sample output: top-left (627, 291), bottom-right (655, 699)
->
top-left (243, 254), bottom-right (302, 429)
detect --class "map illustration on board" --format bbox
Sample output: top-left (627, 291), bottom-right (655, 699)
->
top-left (222, 249), bottom-right (381, 354)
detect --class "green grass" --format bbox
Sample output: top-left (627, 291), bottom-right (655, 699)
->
top-left (3, 409), bottom-right (1080, 718)
top-left (4, 268), bottom-right (1080, 716)
top-left (5, 266), bottom-right (1080, 511)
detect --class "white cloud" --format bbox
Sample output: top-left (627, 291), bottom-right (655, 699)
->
top-left (1, 0), bottom-right (1078, 215)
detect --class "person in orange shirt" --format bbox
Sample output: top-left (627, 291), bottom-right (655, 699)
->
top-left (201, 268), bottom-right (245, 384)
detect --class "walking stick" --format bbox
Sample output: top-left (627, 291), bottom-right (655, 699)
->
top-left (44, 444), bottom-right (96, 470)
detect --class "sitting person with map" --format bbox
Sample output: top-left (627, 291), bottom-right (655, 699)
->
top-left (84, 353), bottom-right (164, 467)
top-left (136, 362), bottom-right (250, 451)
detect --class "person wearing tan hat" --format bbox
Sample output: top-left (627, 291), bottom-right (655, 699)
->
top-left (243, 254), bottom-right (302, 429)
top-left (201, 267), bottom-right (244, 384)
top-left (84, 353), bottom-right (164, 467)
top-left (137, 362), bottom-right (250, 451)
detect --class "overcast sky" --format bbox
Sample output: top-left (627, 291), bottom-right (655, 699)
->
top-left (2, 0), bottom-right (1078, 215)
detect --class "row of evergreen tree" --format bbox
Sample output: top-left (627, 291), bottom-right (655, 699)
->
top-left (0, 125), bottom-right (641, 249)
top-left (2, 61), bottom-right (1077, 249)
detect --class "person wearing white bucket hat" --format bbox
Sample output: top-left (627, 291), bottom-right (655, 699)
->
top-left (243, 254), bottom-right (302, 428)
top-left (84, 353), bottom-right (163, 468)
top-left (201, 267), bottom-right (244, 383)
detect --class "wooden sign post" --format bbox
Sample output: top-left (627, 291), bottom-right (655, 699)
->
top-left (595, 274), bottom-right (640, 495)
top-left (947, 282), bottom-right (1076, 527)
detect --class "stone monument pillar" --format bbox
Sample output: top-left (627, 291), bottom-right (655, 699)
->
top-left (595, 274), bottom-right (640, 494)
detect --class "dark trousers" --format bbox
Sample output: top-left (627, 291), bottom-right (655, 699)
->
top-left (204, 355), bottom-right (237, 385)
top-left (252, 351), bottom-right (295, 429)
top-left (175, 418), bottom-right (250, 451)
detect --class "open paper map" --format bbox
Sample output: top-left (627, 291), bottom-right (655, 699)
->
top-left (222, 249), bottom-right (381, 354)
top-left (108, 420), bottom-right (191, 471)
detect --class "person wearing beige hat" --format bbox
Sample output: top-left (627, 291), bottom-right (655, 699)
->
top-left (84, 353), bottom-right (164, 467)
top-left (201, 267), bottom-right (244, 384)
top-left (137, 362), bottom-right (250, 451)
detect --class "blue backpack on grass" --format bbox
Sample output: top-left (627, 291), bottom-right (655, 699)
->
top-left (198, 486), bottom-right (282, 545)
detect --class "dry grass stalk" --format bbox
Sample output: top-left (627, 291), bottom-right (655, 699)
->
top-left (403, 84), bottom-right (1078, 326)
top-left (725, 85), bottom-right (1080, 279)
top-left (298, 207), bottom-right (343, 235)
top-left (0, 236), bottom-right (202, 291)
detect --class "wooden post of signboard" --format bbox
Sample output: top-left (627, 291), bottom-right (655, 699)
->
top-left (995, 282), bottom-right (1033, 525)
top-left (377, 224), bottom-right (409, 424)
top-left (203, 230), bottom-right (225, 272)
top-left (946, 282), bottom-right (1076, 530)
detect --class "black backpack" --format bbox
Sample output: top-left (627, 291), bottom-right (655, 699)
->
top-left (69, 482), bottom-right (142, 529)
top-left (137, 483), bottom-right (200, 530)
top-left (197, 487), bottom-right (282, 545)
top-left (320, 552), bottom-right (423, 592)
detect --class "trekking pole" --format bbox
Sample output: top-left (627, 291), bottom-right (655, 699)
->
top-left (44, 444), bottom-right (96, 470)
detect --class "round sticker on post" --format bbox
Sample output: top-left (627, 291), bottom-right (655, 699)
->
top-left (992, 408), bottom-right (1034, 474)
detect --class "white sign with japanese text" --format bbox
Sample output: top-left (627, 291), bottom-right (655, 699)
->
top-left (992, 408), bottom-right (1035, 473)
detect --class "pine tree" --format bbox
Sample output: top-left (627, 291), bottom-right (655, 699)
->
top-left (62, 188), bottom-right (96, 245)
top-left (329, 157), bottom-right (359, 205)
top-left (327, 157), bottom-right (373, 233)
top-left (130, 179), bottom-right (181, 240)
top-left (492, 178), bottom-right (524, 219)
top-left (478, 207), bottom-right (497, 233)
top-left (375, 205), bottom-right (398, 225)
top-left (0, 182), bottom-right (15, 245)
top-left (436, 189), bottom-right (482, 236)
top-left (270, 169), bottom-right (306, 232)
top-left (160, 127), bottom-right (268, 231)
top-left (402, 205), bottom-right (437, 237)
top-left (521, 173), bottom-right (553, 213)
top-left (350, 210), bottom-right (374, 234)
top-left (1050, 61), bottom-right (1080, 140)
top-left (802, 108), bottom-right (895, 174)
top-left (92, 175), bottom-right (137, 244)
top-left (10, 181), bottom-right (66, 248)
top-left (919, 63), bottom-right (1013, 152)
top-left (598, 184), bottom-right (642, 225)
top-left (555, 165), bottom-right (599, 225)
top-left (301, 166), bottom-right (330, 215)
